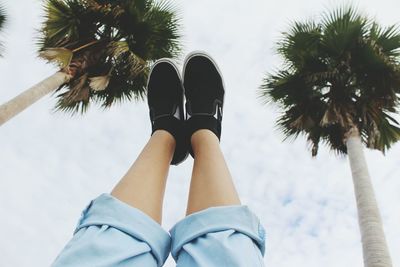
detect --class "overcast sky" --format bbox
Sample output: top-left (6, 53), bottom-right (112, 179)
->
top-left (0, 0), bottom-right (399, 266)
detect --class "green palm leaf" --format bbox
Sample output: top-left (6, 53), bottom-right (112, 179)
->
top-left (38, 0), bottom-right (182, 114)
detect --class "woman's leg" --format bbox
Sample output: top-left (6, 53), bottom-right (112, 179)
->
top-left (170, 52), bottom-right (265, 267)
top-left (111, 58), bottom-right (187, 224)
top-left (53, 59), bottom-right (186, 267)
top-left (111, 129), bottom-right (175, 224)
top-left (186, 129), bottom-right (240, 215)
top-left (172, 132), bottom-right (265, 266)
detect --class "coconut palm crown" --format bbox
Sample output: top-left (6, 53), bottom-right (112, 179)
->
top-left (0, 5), bottom-right (6, 56)
top-left (260, 7), bottom-right (400, 155)
top-left (39, 0), bottom-right (181, 113)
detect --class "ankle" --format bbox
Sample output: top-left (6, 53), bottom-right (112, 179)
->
top-left (191, 129), bottom-right (219, 149)
top-left (152, 129), bottom-right (176, 148)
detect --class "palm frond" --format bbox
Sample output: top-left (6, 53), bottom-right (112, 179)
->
top-left (370, 23), bottom-right (400, 58)
top-left (260, 70), bottom-right (323, 107)
top-left (92, 62), bottom-right (148, 108)
top-left (55, 73), bottom-right (91, 114)
top-left (321, 6), bottom-right (369, 58)
top-left (277, 21), bottom-right (322, 70)
top-left (89, 74), bottom-right (110, 91)
top-left (39, 47), bottom-right (73, 68)
top-left (40, 0), bottom-right (88, 48)
top-left (362, 108), bottom-right (400, 152)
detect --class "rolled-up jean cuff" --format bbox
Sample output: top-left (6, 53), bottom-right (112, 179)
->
top-left (74, 193), bottom-right (171, 266)
top-left (169, 205), bottom-right (266, 260)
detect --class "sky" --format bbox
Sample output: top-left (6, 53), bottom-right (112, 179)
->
top-left (0, 0), bottom-right (399, 266)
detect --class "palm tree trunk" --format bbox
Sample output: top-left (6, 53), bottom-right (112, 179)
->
top-left (346, 127), bottom-right (392, 267)
top-left (0, 72), bottom-right (70, 126)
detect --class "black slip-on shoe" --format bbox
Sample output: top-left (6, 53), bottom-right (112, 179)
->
top-left (183, 51), bottom-right (225, 158)
top-left (147, 58), bottom-right (188, 165)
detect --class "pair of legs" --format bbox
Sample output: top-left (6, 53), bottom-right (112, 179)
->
top-left (111, 128), bottom-right (240, 224)
top-left (52, 53), bottom-right (265, 267)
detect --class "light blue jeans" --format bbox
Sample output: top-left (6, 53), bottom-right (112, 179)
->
top-left (52, 194), bottom-right (265, 267)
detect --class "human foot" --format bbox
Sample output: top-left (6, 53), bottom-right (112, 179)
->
top-left (147, 59), bottom-right (188, 165)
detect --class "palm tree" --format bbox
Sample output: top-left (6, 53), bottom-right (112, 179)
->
top-left (260, 7), bottom-right (400, 267)
top-left (0, 4), bottom-right (6, 56)
top-left (0, 0), bottom-right (181, 125)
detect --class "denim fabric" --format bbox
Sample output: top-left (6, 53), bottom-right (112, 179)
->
top-left (52, 194), bottom-right (170, 267)
top-left (52, 194), bottom-right (265, 267)
top-left (170, 205), bottom-right (265, 266)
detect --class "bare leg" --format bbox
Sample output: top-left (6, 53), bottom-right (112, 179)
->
top-left (186, 129), bottom-right (241, 215)
top-left (111, 130), bottom-right (175, 224)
